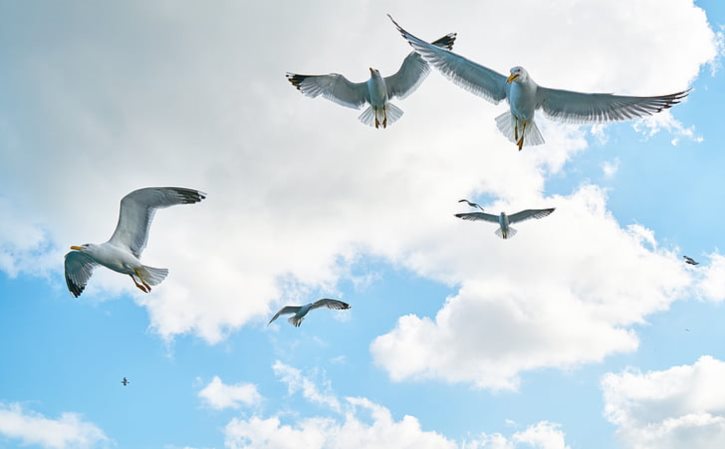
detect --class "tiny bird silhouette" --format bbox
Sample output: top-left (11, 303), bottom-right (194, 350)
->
top-left (458, 199), bottom-right (485, 211)
top-left (683, 256), bottom-right (699, 266)
top-left (121, 377), bottom-right (129, 386)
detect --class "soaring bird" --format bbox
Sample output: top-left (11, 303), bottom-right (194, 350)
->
top-left (121, 377), bottom-right (129, 386)
top-left (458, 199), bottom-right (484, 211)
top-left (64, 187), bottom-right (206, 297)
top-left (389, 15), bottom-right (688, 150)
top-left (683, 256), bottom-right (699, 266)
top-left (455, 208), bottom-right (555, 239)
top-left (268, 298), bottom-right (351, 327)
top-left (286, 31), bottom-right (456, 129)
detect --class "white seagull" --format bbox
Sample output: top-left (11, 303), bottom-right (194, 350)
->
top-left (286, 31), bottom-right (456, 129)
top-left (455, 208), bottom-right (555, 239)
top-left (389, 15), bottom-right (689, 150)
top-left (268, 298), bottom-right (351, 327)
top-left (64, 187), bottom-right (206, 297)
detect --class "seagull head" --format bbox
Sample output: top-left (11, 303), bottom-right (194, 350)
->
top-left (506, 66), bottom-right (528, 84)
top-left (369, 67), bottom-right (381, 78)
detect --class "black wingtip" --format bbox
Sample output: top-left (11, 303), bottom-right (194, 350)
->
top-left (430, 32), bottom-right (457, 50)
top-left (286, 73), bottom-right (307, 91)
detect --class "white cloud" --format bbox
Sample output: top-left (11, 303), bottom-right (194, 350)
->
top-left (0, 0), bottom-right (718, 347)
top-left (198, 376), bottom-right (262, 410)
top-left (695, 253), bottom-right (725, 302)
top-left (372, 186), bottom-right (690, 389)
top-left (601, 159), bottom-right (620, 179)
top-left (0, 403), bottom-right (108, 449)
top-left (632, 111), bottom-right (703, 145)
top-left (272, 361), bottom-right (341, 413)
top-left (601, 356), bottom-right (725, 449)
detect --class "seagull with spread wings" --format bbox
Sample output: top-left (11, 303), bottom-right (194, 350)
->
top-left (268, 298), bottom-right (351, 327)
top-left (683, 256), bottom-right (699, 266)
top-left (455, 207), bottom-right (555, 239)
top-left (286, 31), bottom-right (456, 129)
top-left (64, 187), bottom-right (206, 297)
top-left (389, 15), bottom-right (688, 150)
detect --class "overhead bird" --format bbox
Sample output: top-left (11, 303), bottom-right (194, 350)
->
top-left (683, 256), bottom-right (699, 266)
top-left (121, 377), bottom-right (129, 386)
top-left (458, 199), bottom-right (485, 211)
top-left (65, 187), bottom-right (206, 297)
top-left (389, 15), bottom-right (688, 150)
top-left (455, 208), bottom-right (555, 239)
top-left (286, 31), bottom-right (456, 129)
top-left (268, 298), bottom-right (351, 327)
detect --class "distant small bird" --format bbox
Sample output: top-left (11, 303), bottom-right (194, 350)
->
top-left (683, 256), bottom-right (699, 265)
top-left (121, 377), bottom-right (129, 386)
top-left (458, 199), bottom-right (485, 211)
top-left (64, 187), bottom-right (206, 297)
top-left (268, 298), bottom-right (351, 327)
top-left (389, 15), bottom-right (688, 150)
top-left (286, 31), bottom-right (456, 129)
top-left (455, 208), bottom-right (555, 239)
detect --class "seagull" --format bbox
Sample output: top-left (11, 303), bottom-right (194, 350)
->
top-left (286, 31), bottom-right (456, 129)
top-left (268, 298), bottom-right (351, 327)
top-left (458, 199), bottom-right (485, 211)
top-left (455, 208), bottom-right (555, 239)
top-left (64, 187), bottom-right (206, 298)
top-left (389, 15), bottom-right (689, 150)
top-left (683, 256), bottom-right (699, 266)
top-left (121, 377), bottom-right (129, 386)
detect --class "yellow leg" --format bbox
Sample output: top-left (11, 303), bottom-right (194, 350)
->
top-left (133, 268), bottom-right (152, 293)
top-left (517, 121), bottom-right (527, 151)
top-left (514, 117), bottom-right (519, 141)
top-left (130, 274), bottom-right (149, 293)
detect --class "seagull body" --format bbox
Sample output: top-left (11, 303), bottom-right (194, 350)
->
top-left (684, 256), bottom-right (699, 266)
top-left (455, 208), bottom-right (555, 239)
top-left (64, 187), bottom-right (206, 297)
top-left (286, 32), bottom-right (456, 129)
top-left (268, 298), bottom-right (351, 327)
top-left (121, 377), bottom-right (129, 386)
top-left (389, 16), bottom-right (688, 150)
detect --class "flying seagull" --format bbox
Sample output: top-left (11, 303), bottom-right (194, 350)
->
top-left (286, 31), bottom-right (456, 129)
top-left (455, 208), bottom-right (555, 239)
top-left (268, 298), bottom-right (351, 327)
top-left (458, 199), bottom-right (484, 211)
top-left (389, 15), bottom-right (688, 150)
top-left (64, 187), bottom-right (206, 297)
top-left (683, 256), bottom-right (699, 266)
top-left (121, 377), bottom-right (129, 386)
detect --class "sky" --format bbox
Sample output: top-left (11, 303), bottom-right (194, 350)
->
top-left (0, 0), bottom-right (724, 448)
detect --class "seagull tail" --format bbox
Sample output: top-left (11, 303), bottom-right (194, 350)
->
top-left (358, 103), bottom-right (404, 129)
top-left (140, 265), bottom-right (169, 286)
top-left (494, 112), bottom-right (545, 147)
top-left (495, 227), bottom-right (517, 239)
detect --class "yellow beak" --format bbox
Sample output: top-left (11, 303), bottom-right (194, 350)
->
top-left (70, 245), bottom-right (83, 251)
top-left (506, 73), bottom-right (519, 84)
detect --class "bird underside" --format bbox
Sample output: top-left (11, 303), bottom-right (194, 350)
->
top-left (495, 112), bottom-right (545, 150)
top-left (129, 266), bottom-right (169, 293)
top-left (288, 315), bottom-right (304, 327)
top-left (358, 103), bottom-right (404, 129)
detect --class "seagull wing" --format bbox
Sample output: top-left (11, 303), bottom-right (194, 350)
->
top-left (286, 73), bottom-right (369, 109)
top-left (536, 87), bottom-right (688, 124)
top-left (311, 298), bottom-right (351, 310)
top-left (454, 212), bottom-right (499, 222)
top-left (64, 251), bottom-right (98, 298)
top-left (385, 33), bottom-right (457, 100)
top-left (268, 306), bottom-right (301, 325)
top-left (389, 15), bottom-right (507, 104)
top-left (508, 208), bottom-right (555, 224)
top-left (108, 187), bottom-right (206, 258)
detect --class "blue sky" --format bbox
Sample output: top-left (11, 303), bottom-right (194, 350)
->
top-left (1, 1), bottom-right (725, 448)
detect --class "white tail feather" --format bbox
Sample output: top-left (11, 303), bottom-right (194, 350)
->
top-left (494, 112), bottom-right (545, 147)
top-left (140, 266), bottom-right (168, 286)
top-left (358, 103), bottom-right (404, 129)
top-left (494, 227), bottom-right (517, 239)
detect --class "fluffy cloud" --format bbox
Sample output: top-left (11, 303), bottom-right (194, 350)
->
top-left (601, 356), bottom-right (725, 449)
top-left (0, 0), bottom-right (718, 347)
top-left (695, 253), bottom-right (725, 302)
top-left (372, 186), bottom-right (690, 389)
top-left (0, 403), bottom-right (108, 449)
top-left (198, 376), bottom-right (262, 410)
top-left (272, 361), bottom-right (341, 413)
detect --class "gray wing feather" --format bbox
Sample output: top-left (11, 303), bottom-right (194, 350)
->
top-left (455, 212), bottom-right (500, 223)
top-left (389, 15), bottom-right (507, 104)
top-left (537, 87), bottom-right (689, 124)
top-left (311, 298), bottom-right (350, 310)
top-left (108, 187), bottom-right (206, 258)
top-left (508, 208), bottom-right (555, 224)
top-left (64, 251), bottom-right (98, 298)
top-left (268, 305), bottom-right (301, 325)
top-left (286, 73), bottom-right (368, 109)
top-left (385, 33), bottom-right (457, 100)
